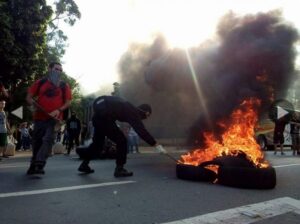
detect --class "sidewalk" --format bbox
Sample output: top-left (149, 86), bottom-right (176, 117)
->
top-left (12, 150), bottom-right (32, 158)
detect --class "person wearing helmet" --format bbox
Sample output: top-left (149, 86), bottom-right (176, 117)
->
top-left (78, 95), bottom-right (166, 177)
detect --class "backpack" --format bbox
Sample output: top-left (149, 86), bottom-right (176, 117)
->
top-left (36, 78), bottom-right (69, 121)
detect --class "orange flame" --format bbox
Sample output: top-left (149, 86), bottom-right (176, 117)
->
top-left (180, 98), bottom-right (269, 170)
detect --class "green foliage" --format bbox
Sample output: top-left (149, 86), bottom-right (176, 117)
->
top-left (47, 0), bottom-right (81, 61)
top-left (0, 0), bottom-right (52, 87)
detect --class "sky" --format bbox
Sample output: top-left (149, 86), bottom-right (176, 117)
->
top-left (58, 0), bottom-right (300, 95)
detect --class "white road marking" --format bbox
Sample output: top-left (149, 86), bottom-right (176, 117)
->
top-left (162, 197), bottom-right (300, 224)
top-left (0, 181), bottom-right (136, 198)
top-left (0, 163), bottom-right (28, 169)
top-left (273, 163), bottom-right (300, 168)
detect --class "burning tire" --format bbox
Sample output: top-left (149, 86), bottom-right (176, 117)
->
top-left (218, 166), bottom-right (276, 189)
top-left (200, 153), bottom-right (256, 168)
top-left (176, 153), bottom-right (276, 189)
top-left (176, 164), bottom-right (217, 182)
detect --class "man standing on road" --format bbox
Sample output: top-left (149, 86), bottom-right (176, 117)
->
top-left (26, 62), bottom-right (72, 175)
top-left (290, 112), bottom-right (300, 156)
top-left (78, 95), bottom-right (166, 177)
top-left (0, 100), bottom-right (11, 160)
top-left (66, 111), bottom-right (81, 155)
top-left (273, 118), bottom-right (287, 155)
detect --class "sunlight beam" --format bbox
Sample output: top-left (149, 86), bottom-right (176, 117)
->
top-left (185, 48), bottom-right (212, 128)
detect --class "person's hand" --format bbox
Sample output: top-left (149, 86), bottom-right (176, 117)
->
top-left (155, 144), bottom-right (167, 154)
top-left (49, 109), bottom-right (60, 120)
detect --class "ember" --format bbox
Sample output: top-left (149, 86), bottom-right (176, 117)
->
top-left (179, 98), bottom-right (269, 172)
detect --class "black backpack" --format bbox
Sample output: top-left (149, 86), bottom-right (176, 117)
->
top-left (36, 78), bottom-right (69, 121)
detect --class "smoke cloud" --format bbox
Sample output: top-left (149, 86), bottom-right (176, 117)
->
top-left (118, 10), bottom-right (299, 146)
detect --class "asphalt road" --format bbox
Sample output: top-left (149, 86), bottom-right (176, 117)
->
top-left (0, 150), bottom-right (300, 224)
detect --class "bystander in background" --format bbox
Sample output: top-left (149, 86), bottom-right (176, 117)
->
top-left (290, 112), bottom-right (300, 156)
top-left (128, 127), bottom-right (139, 153)
top-left (0, 100), bottom-right (11, 160)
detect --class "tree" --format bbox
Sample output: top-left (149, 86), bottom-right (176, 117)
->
top-left (0, 0), bottom-right (52, 89)
top-left (47, 0), bottom-right (81, 62)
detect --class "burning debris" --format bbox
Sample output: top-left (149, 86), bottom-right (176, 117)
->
top-left (179, 98), bottom-right (269, 171)
top-left (176, 98), bottom-right (276, 189)
top-left (117, 11), bottom-right (298, 189)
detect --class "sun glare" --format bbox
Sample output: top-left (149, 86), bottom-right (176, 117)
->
top-left (129, 1), bottom-right (220, 49)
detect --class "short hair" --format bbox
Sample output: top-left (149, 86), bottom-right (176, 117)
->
top-left (49, 62), bottom-right (62, 69)
top-left (137, 104), bottom-right (152, 114)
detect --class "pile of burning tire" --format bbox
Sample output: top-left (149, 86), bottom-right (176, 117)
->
top-left (176, 153), bottom-right (276, 189)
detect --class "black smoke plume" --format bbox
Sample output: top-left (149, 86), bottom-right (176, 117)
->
top-left (118, 10), bottom-right (299, 146)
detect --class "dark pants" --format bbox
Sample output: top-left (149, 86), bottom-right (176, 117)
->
top-left (83, 114), bottom-right (127, 167)
top-left (291, 133), bottom-right (300, 152)
top-left (22, 136), bottom-right (31, 150)
top-left (31, 119), bottom-right (56, 168)
top-left (67, 131), bottom-right (80, 154)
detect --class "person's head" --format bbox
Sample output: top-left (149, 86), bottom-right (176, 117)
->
top-left (71, 111), bottom-right (76, 118)
top-left (137, 104), bottom-right (152, 120)
top-left (48, 62), bottom-right (63, 72)
top-left (0, 100), bottom-right (6, 111)
top-left (48, 62), bottom-right (63, 86)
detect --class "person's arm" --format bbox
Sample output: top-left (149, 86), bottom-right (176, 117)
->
top-left (129, 117), bottom-right (156, 146)
top-left (49, 82), bottom-right (72, 119)
top-left (26, 80), bottom-right (40, 106)
top-left (0, 83), bottom-right (9, 98)
top-left (127, 110), bottom-right (167, 153)
top-left (78, 119), bottom-right (81, 132)
top-left (26, 92), bottom-right (34, 106)
top-left (58, 100), bottom-right (71, 112)
top-left (49, 99), bottom-right (71, 119)
top-left (6, 119), bottom-right (11, 135)
top-left (65, 119), bottom-right (71, 131)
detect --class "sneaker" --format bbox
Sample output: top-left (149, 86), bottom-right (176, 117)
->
top-left (26, 165), bottom-right (36, 175)
top-left (35, 167), bottom-right (45, 175)
top-left (2, 155), bottom-right (9, 158)
top-left (114, 168), bottom-right (133, 177)
top-left (78, 163), bottom-right (94, 174)
top-left (281, 152), bottom-right (285, 155)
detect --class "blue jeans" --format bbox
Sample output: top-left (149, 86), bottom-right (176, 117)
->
top-left (128, 135), bottom-right (139, 153)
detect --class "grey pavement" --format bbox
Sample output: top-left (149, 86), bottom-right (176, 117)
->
top-left (0, 147), bottom-right (300, 224)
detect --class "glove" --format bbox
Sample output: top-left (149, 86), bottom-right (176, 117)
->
top-left (155, 144), bottom-right (167, 154)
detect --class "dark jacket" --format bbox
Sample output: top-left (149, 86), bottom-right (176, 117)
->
top-left (66, 116), bottom-right (81, 134)
top-left (93, 96), bottom-right (156, 146)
